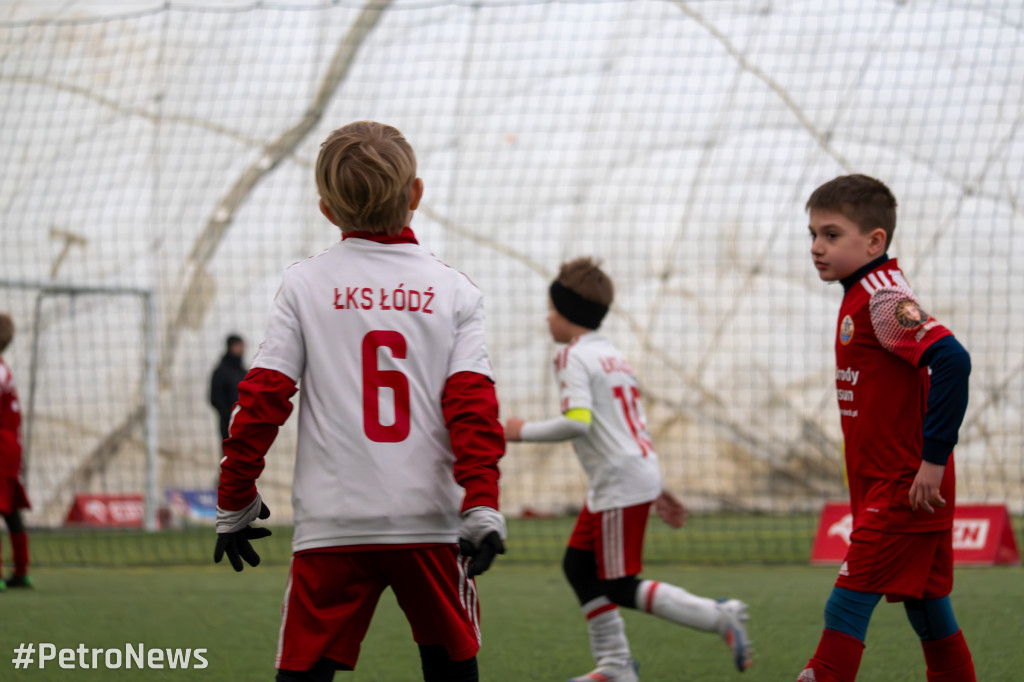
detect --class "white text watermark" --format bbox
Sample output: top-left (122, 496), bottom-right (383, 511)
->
top-left (12, 643), bottom-right (208, 671)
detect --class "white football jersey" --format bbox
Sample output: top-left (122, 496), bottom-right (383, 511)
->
top-left (553, 332), bottom-right (662, 511)
top-left (252, 236), bottom-right (494, 552)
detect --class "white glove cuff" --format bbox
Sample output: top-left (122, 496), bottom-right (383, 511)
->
top-left (216, 494), bottom-right (263, 534)
top-left (460, 506), bottom-right (507, 542)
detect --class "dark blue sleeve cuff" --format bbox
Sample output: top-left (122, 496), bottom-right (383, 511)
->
top-left (921, 437), bottom-right (955, 466)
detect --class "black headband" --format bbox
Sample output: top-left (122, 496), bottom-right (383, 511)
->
top-left (549, 281), bottom-right (609, 330)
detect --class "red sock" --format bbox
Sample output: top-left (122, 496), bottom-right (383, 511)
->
top-left (922, 631), bottom-right (976, 682)
top-left (804, 629), bottom-right (866, 682)
top-left (11, 531), bottom-right (29, 576)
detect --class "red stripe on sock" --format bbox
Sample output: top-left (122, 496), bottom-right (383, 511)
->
top-left (644, 581), bottom-right (661, 614)
top-left (585, 603), bottom-right (618, 620)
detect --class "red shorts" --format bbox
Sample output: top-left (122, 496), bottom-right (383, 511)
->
top-left (276, 544), bottom-right (480, 672)
top-left (0, 475), bottom-right (30, 515)
top-left (568, 501), bottom-right (651, 580)
top-left (835, 527), bottom-right (953, 601)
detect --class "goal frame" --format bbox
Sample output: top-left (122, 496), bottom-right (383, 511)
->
top-left (0, 278), bottom-right (160, 531)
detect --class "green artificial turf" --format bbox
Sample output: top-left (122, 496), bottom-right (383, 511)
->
top-left (2, 563), bottom-right (1020, 681)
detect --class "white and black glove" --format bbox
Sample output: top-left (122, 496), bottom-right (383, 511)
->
top-left (457, 506), bottom-right (506, 578)
top-left (214, 494), bottom-right (272, 572)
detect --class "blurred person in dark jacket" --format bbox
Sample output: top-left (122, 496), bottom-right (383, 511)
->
top-left (210, 334), bottom-right (247, 444)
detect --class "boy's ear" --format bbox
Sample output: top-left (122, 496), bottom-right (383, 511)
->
top-left (409, 177), bottom-right (424, 211)
top-left (867, 227), bottom-right (887, 256)
top-left (319, 198), bottom-right (339, 226)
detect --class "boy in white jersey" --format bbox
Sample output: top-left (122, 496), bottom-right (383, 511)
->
top-left (505, 258), bottom-right (752, 681)
top-left (214, 121), bottom-right (506, 682)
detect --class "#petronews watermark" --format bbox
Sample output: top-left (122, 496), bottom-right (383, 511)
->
top-left (12, 642), bottom-right (209, 670)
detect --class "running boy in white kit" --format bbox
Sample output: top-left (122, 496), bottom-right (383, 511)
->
top-left (505, 258), bottom-right (752, 681)
top-left (214, 121), bottom-right (506, 682)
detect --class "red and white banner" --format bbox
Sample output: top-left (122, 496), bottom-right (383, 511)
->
top-left (811, 501), bottom-right (1020, 566)
top-left (64, 494), bottom-right (146, 528)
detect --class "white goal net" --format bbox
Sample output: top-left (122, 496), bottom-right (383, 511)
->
top-left (1, 1), bottom-right (1021, 545)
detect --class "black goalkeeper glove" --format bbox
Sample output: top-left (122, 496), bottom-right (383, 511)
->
top-left (458, 531), bottom-right (505, 578)
top-left (214, 501), bottom-right (272, 572)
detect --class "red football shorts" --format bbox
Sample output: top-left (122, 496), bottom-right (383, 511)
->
top-left (276, 544), bottom-right (480, 672)
top-left (835, 526), bottom-right (953, 601)
top-left (0, 475), bottom-right (30, 515)
top-left (568, 501), bottom-right (651, 580)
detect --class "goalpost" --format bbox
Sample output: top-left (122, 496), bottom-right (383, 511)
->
top-left (0, 280), bottom-right (160, 531)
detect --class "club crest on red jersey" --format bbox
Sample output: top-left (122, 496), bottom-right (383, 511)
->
top-left (839, 315), bottom-right (854, 345)
top-left (895, 299), bottom-right (929, 329)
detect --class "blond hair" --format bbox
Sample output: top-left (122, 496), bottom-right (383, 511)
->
top-left (0, 313), bottom-right (14, 353)
top-left (557, 257), bottom-right (614, 306)
top-left (315, 121), bottom-right (417, 235)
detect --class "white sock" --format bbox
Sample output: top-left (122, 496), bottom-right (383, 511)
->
top-left (581, 596), bottom-right (632, 668)
top-left (635, 579), bottom-right (721, 632)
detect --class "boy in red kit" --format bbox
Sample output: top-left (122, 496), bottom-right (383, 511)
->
top-left (0, 313), bottom-right (32, 591)
top-left (799, 175), bottom-right (975, 681)
top-left (214, 121), bottom-right (505, 682)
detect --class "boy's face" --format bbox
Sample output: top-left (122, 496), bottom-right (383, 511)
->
top-left (807, 208), bottom-right (886, 282)
top-left (546, 299), bottom-right (575, 344)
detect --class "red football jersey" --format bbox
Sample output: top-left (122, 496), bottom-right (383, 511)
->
top-left (0, 358), bottom-right (23, 477)
top-left (835, 258), bottom-right (955, 533)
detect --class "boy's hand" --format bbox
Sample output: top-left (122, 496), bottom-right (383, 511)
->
top-left (458, 506), bottom-right (507, 577)
top-left (654, 489), bottom-right (688, 528)
top-left (504, 417), bottom-right (525, 442)
top-left (214, 496), bottom-right (272, 572)
top-left (909, 461), bottom-right (946, 513)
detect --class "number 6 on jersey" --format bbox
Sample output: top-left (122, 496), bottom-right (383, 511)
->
top-left (362, 330), bottom-right (410, 442)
